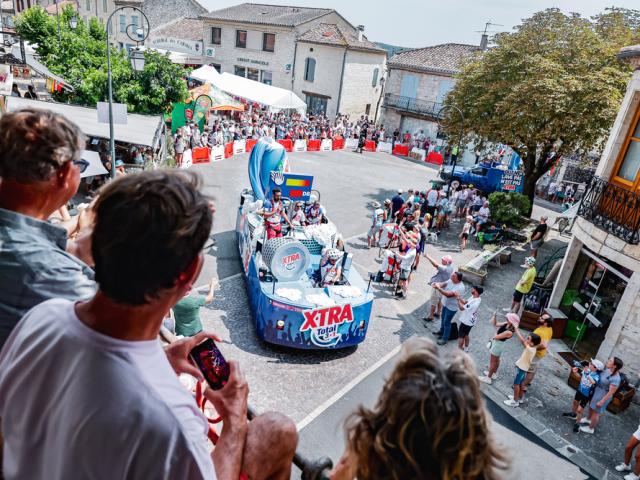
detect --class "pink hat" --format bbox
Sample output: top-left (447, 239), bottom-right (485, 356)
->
top-left (506, 313), bottom-right (520, 326)
top-left (441, 255), bottom-right (453, 265)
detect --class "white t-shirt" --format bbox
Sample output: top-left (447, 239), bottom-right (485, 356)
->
top-left (459, 296), bottom-right (481, 326)
top-left (426, 190), bottom-right (439, 206)
top-left (0, 299), bottom-right (216, 480)
top-left (398, 248), bottom-right (417, 270)
top-left (477, 206), bottom-right (490, 220)
top-left (441, 280), bottom-right (465, 311)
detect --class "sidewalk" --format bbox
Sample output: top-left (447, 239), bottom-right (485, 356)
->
top-left (352, 218), bottom-right (636, 479)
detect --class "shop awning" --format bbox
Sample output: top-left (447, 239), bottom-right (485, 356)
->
top-left (187, 82), bottom-right (244, 112)
top-left (6, 97), bottom-right (164, 148)
top-left (11, 43), bottom-right (74, 92)
top-left (190, 65), bottom-right (306, 112)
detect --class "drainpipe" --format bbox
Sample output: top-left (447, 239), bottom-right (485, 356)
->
top-left (335, 46), bottom-right (347, 116)
top-left (291, 40), bottom-right (298, 90)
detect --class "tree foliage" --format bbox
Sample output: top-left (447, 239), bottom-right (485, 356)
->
top-left (444, 8), bottom-right (637, 209)
top-left (487, 192), bottom-right (531, 226)
top-left (14, 6), bottom-right (188, 114)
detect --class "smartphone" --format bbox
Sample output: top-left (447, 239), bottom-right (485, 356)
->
top-left (189, 339), bottom-right (230, 390)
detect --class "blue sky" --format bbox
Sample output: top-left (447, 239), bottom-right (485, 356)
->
top-left (199, 0), bottom-right (640, 48)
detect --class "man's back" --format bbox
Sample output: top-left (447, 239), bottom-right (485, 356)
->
top-left (0, 299), bottom-right (215, 480)
top-left (0, 208), bottom-right (96, 347)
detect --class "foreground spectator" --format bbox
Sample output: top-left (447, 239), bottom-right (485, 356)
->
top-left (0, 170), bottom-right (297, 479)
top-left (615, 424), bottom-right (640, 480)
top-left (329, 337), bottom-right (507, 479)
top-left (0, 108), bottom-right (96, 348)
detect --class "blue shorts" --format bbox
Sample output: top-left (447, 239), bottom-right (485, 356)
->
top-left (513, 367), bottom-right (527, 385)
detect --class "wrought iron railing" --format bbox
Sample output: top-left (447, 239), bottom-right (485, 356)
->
top-left (383, 93), bottom-right (443, 119)
top-left (577, 176), bottom-right (640, 244)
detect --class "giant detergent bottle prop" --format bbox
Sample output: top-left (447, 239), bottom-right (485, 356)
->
top-left (248, 139), bottom-right (289, 200)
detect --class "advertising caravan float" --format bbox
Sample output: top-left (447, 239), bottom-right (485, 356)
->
top-left (236, 140), bottom-right (373, 349)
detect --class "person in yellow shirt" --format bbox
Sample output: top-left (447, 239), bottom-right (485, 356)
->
top-left (504, 256), bottom-right (536, 313)
top-left (521, 313), bottom-right (554, 401)
top-left (504, 329), bottom-right (541, 407)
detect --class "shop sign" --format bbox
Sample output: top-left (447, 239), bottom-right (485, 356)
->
top-left (237, 57), bottom-right (269, 66)
top-left (150, 37), bottom-right (204, 56)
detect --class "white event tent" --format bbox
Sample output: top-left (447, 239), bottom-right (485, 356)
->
top-left (190, 65), bottom-right (306, 113)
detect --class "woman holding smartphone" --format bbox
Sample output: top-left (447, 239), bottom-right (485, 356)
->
top-left (478, 313), bottom-right (519, 385)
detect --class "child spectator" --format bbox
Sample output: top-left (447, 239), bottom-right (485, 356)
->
top-left (173, 278), bottom-right (217, 337)
top-left (504, 331), bottom-right (541, 407)
top-left (456, 285), bottom-right (483, 353)
top-left (460, 215), bottom-right (473, 250)
top-left (562, 359), bottom-right (603, 433)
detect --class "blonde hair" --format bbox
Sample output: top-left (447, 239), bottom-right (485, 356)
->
top-left (345, 338), bottom-right (507, 480)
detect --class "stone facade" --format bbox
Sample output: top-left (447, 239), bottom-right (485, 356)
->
top-left (549, 54), bottom-right (640, 377)
top-left (201, 7), bottom-right (385, 118)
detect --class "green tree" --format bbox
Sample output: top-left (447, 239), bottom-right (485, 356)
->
top-left (444, 8), bottom-right (636, 211)
top-left (14, 6), bottom-right (188, 114)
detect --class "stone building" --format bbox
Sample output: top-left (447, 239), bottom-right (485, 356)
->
top-left (549, 44), bottom-right (640, 375)
top-left (380, 43), bottom-right (479, 162)
top-left (200, 3), bottom-right (386, 118)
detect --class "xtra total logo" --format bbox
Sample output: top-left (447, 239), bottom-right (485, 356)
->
top-left (300, 304), bottom-right (354, 347)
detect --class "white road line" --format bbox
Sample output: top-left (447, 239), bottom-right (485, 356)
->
top-left (296, 343), bottom-right (402, 430)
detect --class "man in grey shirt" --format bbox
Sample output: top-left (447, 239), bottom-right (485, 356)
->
top-left (423, 254), bottom-right (454, 323)
top-left (0, 109), bottom-right (96, 347)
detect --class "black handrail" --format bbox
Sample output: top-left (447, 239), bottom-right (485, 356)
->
top-left (577, 176), bottom-right (640, 244)
top-left (382, 93), bottom-right (443, 119)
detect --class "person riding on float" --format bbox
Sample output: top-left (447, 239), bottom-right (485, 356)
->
top-left (306, 198), bottom-right (326, 225)
top-left (290, 201), bottom-right (307, 227)
top-left (317, 248), bottom-right (343, 287)
top-left (262, 188), bottom-right (292, 239)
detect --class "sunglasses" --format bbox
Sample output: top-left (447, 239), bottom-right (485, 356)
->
top-left (72, 158), bottom-right (90, 174)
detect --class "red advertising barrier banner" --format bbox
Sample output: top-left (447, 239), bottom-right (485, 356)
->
top-left (364, 140), bottom-right (376, 152)
top-left (277, 139), bottom-right (293, 152)
top-left (426, 151), bottom-right (444, 165)
top-left (224, 142), bottom-right (234, 158)
top-left (192, 147), bottom-right (211, 164)
top-left (307, 139), bottom-right (321, 151)
top-left (393, 144), bottom-right (409, 156)
top-left (332, 138), bottom-right (345, 150)
top-left (246, 139), bottom-right (257, 153)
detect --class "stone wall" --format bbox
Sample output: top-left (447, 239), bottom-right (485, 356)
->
top-left (339, 49), bottom-right (386, 118)
top-left (385, 66), bottom-right (455, 103)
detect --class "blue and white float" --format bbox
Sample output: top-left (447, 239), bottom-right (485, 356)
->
top-left (236, 139), bottom-right (374, 349)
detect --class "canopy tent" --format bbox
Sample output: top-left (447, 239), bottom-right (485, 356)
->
top-left (6, 97), bottom-right (164, 148)
top-left (187, 83), bottom-right (244, 112)
top-left (190, 65), bottom-right (306, 113)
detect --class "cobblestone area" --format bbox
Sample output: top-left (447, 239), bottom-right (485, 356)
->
top-left (194, 150), bottom-right (636, 479)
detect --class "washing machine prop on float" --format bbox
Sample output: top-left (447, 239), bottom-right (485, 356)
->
top-left (236, 139), bottom-right (374, 349)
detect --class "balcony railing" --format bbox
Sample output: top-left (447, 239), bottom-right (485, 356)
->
top-left (577, 176), bottom-right (640, 245)
top-left (383, 93), bottom-right (443, 119)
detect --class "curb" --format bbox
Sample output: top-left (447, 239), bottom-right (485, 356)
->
top-left (479, 381), bottom-right (623, 480)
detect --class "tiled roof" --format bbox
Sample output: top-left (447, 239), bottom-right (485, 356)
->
top-left (388, 43), bottom-right (481, 75)
top-left (297, 23), bottom-right (385, 53)
top-left (151, 18), bottom-right (203, 41)
top-left (201, 3), bottom-right (333, 27)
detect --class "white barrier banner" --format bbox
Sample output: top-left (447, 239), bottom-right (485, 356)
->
top-left (211, 145), bottom-right (224, 162)
top-left (294, 139), bottom-right (307, 152)
top-left (321, 139), bottom-right (333, 151)
top-left (233, 140), bottom-right (246, 154)
top-left (410, 148), bottom-right (426, 162)
top-left (377, 141), bottom-right (392, 153)
top-left (181, 149), bottom-right (193, 169)
top-left (345, 138), bottom-right (359, 149)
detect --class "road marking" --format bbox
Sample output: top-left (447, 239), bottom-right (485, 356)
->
top-left (296, 343), bottom-right (402, 430)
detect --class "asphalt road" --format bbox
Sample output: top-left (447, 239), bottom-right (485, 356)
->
top-left (192, 149), bottom-right (592, 479)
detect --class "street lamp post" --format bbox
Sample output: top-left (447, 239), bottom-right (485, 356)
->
top-left (55, 0), bottom-right (62, 46)
top-left (105, 6), bottom-right (149, 179)
top-left (437, 105), bottom-right (465, 199)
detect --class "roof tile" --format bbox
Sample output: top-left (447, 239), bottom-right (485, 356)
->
top-left (297, 23), bottom-right (384, 53)
top-left (388, 43), bottom-right (480, 75)
top-left (202, 3), bottom-right (334, 27)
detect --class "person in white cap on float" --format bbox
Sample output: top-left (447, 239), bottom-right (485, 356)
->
top-left (422, 254), bottom-right (454, 323)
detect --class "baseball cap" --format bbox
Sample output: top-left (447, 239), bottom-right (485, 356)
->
top-left (397, 189), bottom-right (403, 194)
top-left (591, 359), bottom-right (604, 371)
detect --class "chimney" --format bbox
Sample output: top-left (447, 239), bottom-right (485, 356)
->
top-left (480, 34), bottom-right (488, 51)
top-left (357, 25), bottom-right (364, 42)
